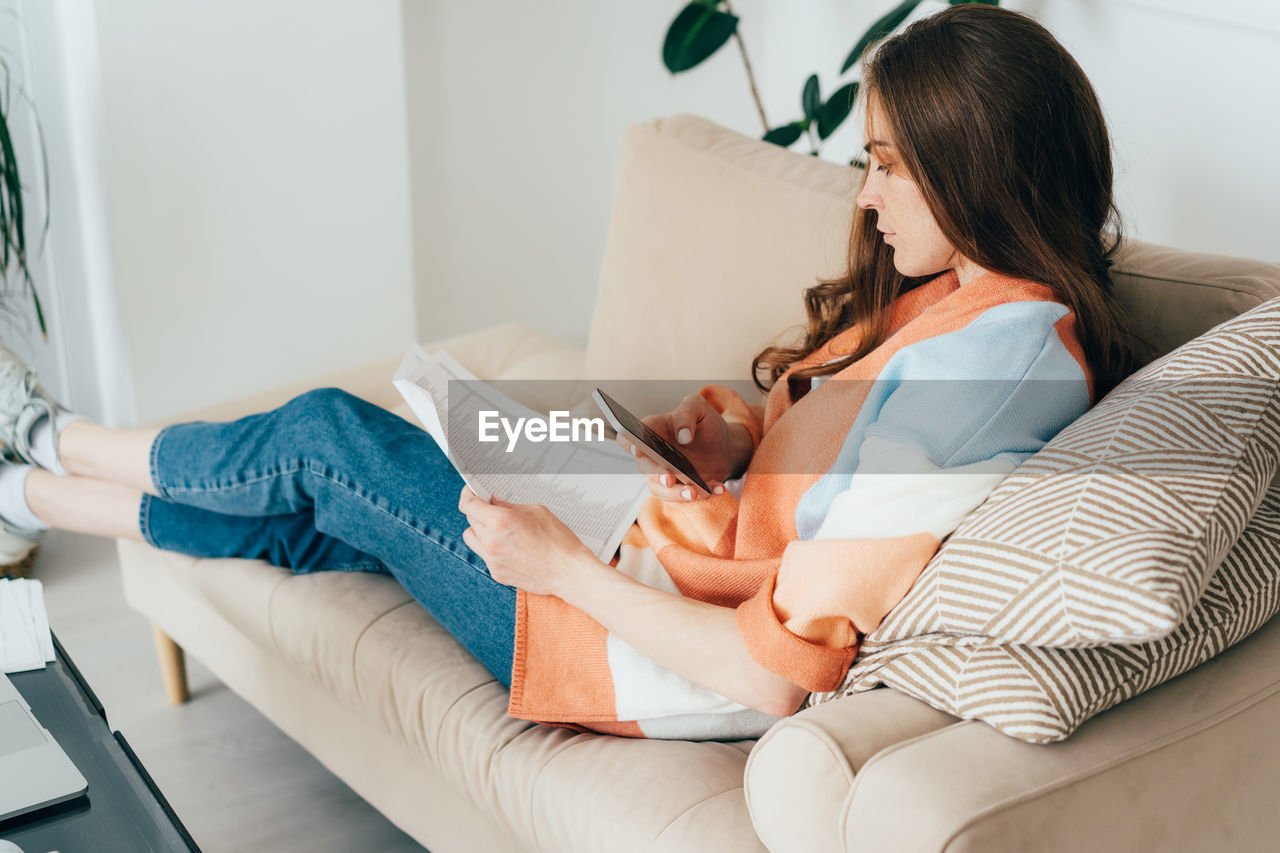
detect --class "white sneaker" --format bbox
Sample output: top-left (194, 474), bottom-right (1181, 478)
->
top-left (0, 339), bottom-right (69, 468)
top-left (0, 517), bottom-right (41, 576)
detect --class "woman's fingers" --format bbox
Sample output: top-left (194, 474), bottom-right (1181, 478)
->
top-left (634, 454), bottom-right (668, 477)
top-left (458, 485), bottom-right (499, 528)
top-left (645, 472), bottom-right (691, 501)
top-left (639, 412), bottom-right (671, 435)
top-left (643, 471), bottom-right (724, 501)
top-left (462, 526), bottom-right (482, 555)
top-left (669, 394), bottom-right (706, 445)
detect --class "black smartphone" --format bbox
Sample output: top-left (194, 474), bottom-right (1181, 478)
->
top-left (592, 388), bottom-right (714, 497)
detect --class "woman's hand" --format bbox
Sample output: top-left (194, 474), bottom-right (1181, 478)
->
top-left (619, 394), bottom-right (754, 502)
top-left (458, 486), bottom-right (601, 597)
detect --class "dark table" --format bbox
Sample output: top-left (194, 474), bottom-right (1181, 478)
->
top-left (0, 635), bottom-right (200, 852)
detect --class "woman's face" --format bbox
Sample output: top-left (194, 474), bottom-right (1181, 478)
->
top-left (856, 99), bottom-right (985, 284)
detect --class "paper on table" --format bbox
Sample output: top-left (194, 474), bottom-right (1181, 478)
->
top-left (0, 577), bottom-right (54, 673)
top-left (393, 345), bottom-right (648, 562)
top-left (26, 579), bottom-right (55, 663)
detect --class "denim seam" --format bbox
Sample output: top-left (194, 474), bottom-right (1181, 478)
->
top-left (154, 461), bottom-right (476, 569)
top-left (313, 560), bottom-right (385, 574)
top-left (300, 460), bottom-right (494, 581)
top-left (137, 494), bottom-right (158, 548)
top-left (158, 459), bottom-right (308, 496)
top-left (150, 444), bottom-right (494, 580)
top-left (149, 424), bottom-right (177, 499)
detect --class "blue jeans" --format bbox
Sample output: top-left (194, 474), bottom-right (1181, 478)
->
top-left (138, 388), bottom-right (517, 686)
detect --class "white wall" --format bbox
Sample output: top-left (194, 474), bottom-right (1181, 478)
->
top-left (1006, 0), bottom-right (1280, 262)
top-left (404, 0), bottom-right (1280, 351)
top-left (10, 0), bottom-right (136, 426)
top-left (92, 0), bottom-right (416, 424)
top-left (401, 0), bottom-right (892, 348)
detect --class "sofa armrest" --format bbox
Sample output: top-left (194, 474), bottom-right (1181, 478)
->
top-left (744, 689), bottom-right (957, 852)
top-left (747, 611), bottom-right (1280, 853)
top-left (160, 322), bottom-right (585, 425)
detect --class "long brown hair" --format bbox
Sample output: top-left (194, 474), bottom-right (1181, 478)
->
top-left (752, 5), bottom-right (1141, 397)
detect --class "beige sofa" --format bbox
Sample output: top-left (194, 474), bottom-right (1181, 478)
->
top-left (118, 115), bottom-right (1280, 852)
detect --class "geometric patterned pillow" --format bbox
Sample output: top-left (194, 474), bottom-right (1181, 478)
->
top-left (872, 296), bottom-right (1280, 648)
top-left (808, 486), bottom-right (1280, 743)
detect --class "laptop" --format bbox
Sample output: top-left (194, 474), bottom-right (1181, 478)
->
top-left (0, 672), bottom-right (87, 822)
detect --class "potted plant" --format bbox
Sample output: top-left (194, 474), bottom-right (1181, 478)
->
top-left (662, 0), bottom-right (1000, 165)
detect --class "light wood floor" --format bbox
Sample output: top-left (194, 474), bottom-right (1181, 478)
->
top-left (35, 529), bottom-right (427, 853)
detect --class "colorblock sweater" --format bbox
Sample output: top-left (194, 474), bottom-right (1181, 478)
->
top-left (508, 269), bottom-right (1093, 739)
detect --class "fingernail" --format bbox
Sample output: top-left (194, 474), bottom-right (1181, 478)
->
top-left (661, 474), bottom-right (670, 487)
top-left (677, 428), bottom-right (692, 445)
top-left (630, 444), bottom-right (637, 456)
top-left (681, 488), bottom-right (692, 500)
top-left (713, 485), bottom-right (724, 495)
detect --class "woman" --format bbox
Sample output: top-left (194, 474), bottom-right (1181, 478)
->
top-left (0, 5), bottom-right (1135, 739)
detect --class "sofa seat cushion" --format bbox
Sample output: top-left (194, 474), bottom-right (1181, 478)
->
top-left (167, 545), bottom-right (764, 850)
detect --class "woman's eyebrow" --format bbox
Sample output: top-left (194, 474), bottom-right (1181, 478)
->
top-left (862, 140), bottom-right (896, 153)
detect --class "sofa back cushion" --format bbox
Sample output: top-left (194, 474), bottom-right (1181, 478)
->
top-left (584, 115), bottom-right (852, 384)
top-left (1110, 240), bottom-right (1280, 361)
top-left (585, 116), bottom-right (1280, 385)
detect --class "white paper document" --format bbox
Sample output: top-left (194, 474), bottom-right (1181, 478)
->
top-left (393, 345), bottom-right (649, 562)
top-left (0, 578), bottom-right (55, 673)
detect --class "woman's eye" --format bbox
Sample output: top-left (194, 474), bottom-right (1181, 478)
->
top-left (875, 163), bottom-right (892, 175)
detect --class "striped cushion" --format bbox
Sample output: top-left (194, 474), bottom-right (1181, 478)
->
top-left (872, 296), bottom-right (1280, 649)
top-left (809, 487), bottom-right (1280, 743)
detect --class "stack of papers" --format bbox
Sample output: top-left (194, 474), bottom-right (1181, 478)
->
top-left (0, 578), bottom-right (55, 673)
top-left (393, 346), bottom-right (647, 563)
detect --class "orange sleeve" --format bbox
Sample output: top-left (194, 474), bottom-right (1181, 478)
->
top-left (736, 574), bottom-right (857, 693)
top-left (735, 534), bottom-right (941, 692)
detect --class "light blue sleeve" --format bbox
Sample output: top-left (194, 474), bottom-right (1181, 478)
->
top-left (794, 301), bottom-right (1091, 540)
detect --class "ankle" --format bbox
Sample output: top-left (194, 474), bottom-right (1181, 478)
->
top-left (28, 411), bottom-right (87, 476)
top-left (54, 419), bottom-right (92, 477)
top-left (0, 463), bottom-right (49, 531)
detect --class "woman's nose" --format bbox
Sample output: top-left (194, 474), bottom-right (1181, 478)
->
top-left (856, 183), bottom-right (880, 210)
top-left (856, 170), bottom-right (881, 210)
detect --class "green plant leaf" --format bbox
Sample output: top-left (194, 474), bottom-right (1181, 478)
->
top-left (0, 59), bottom-right (48, 338)
top-left (816, 81), bottom-right (859, 140)
top-left (841, 0), bottom-right (925, 74)
top-left (762, 123), bottom-right (804, 147)
top-left (0, 97), bottom-right (25, 270)
top-left (801, 74), bottom-right (821, 122)
top-left (663, 3), bottom-right (739, 74)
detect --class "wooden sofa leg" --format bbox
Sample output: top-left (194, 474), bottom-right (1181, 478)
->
top-left (152, 624), bottom-right (190, 704)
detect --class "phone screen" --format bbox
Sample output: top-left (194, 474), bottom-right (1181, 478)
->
top-left (592, 389), bottom-right (714, 496)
